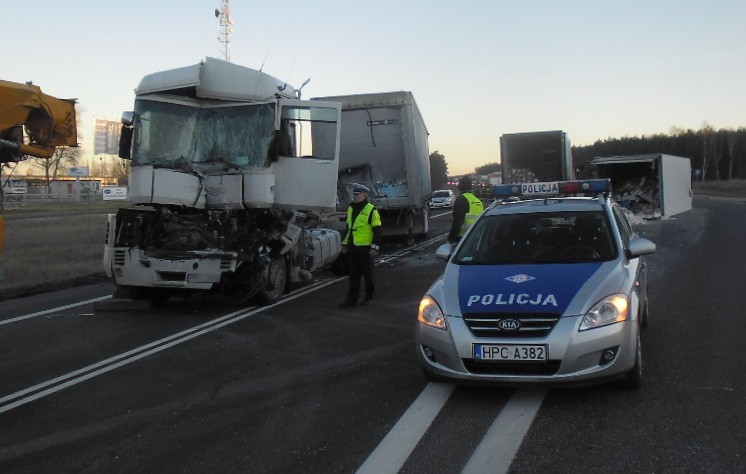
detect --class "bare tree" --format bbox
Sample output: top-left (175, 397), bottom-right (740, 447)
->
top-left (112, 158), bottom-right (129, 185)
top-left (725, 129), bottom-right (737, 181)
top-left (700, 123), bottom-right (716, 181)
top-left (29, 146), bottom-right (80, 194)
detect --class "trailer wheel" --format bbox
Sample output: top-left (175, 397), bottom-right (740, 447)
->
top-left (257, 255), bottom-right (288, 305)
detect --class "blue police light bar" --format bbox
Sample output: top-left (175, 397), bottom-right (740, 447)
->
top-left (494, 179), bottom-right (611, 198)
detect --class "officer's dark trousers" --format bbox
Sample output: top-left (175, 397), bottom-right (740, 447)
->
top-left (346, 250), bottom-right (375, 303)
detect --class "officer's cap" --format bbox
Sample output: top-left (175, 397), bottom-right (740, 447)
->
top-left (351, 183), bottom-right (370, 194)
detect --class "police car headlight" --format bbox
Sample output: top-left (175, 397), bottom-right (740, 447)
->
top-left (579, 294), bottom-right (629, 331)
top-left (418, 295), bottom-right (447, 330)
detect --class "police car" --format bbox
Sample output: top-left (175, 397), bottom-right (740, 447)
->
top-left (416, 179), bottom-right (656, 388)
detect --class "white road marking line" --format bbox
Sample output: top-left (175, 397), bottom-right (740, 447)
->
top-left (0, 233), bottom-right (449, 413)
top-left (0, 278), bottom-right (342, 414)
top-left (0, 295), bottom-right (112, 326)
top-left (461, 388), bottom-right (546, 474)
top-left (356, 382), bottom-right (455, 474)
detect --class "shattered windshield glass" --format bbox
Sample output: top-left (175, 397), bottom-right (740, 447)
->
top-left (132, 99), bottom-right (275, 171)
top-left (453, 211), bottom-right (617, 264)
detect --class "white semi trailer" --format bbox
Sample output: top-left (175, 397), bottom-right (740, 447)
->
top-left (314, 91), bottom-right (432, 243)
top-left (104, 58), bottom-right (343, 304)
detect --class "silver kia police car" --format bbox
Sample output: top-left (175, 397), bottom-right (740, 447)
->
top-left (416, 180), bottom-right (656, 388)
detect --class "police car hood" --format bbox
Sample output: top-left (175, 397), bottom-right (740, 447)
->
top-left (436, 261), bottom-right (624, 317)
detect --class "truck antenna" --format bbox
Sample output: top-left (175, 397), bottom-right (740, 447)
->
top-left (280, 53), bottom-right (297, 92)
top-left (259, 51), bottom-right (270, 72)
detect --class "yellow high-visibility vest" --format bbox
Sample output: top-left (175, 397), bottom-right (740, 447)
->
top-left (345, 202), bottom-right (381, 246)
top-left (459, 192), bottom-right (484, 237)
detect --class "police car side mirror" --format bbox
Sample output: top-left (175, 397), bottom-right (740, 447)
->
top-left (626, 237), bottom-right (656, 259)
top-left (435, 243), bottom-right (453, 261)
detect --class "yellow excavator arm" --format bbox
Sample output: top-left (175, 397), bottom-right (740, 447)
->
top-left (1, 80), bottom-right (77, 278)
top-left (0, 79), bottom-right (78, 162)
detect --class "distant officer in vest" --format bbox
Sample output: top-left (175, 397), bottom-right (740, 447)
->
top-left (447, 175), bottom-right (484, 244)
top-left (339, 183), bottom-right (382, 308)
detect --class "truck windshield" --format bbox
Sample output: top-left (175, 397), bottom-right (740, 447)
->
top-left (453, 211), bottom-right (617, 264)
top-left (131, 100), bottom-right (275, 171)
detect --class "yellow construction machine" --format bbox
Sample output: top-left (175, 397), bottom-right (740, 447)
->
top-left (1, 79), bottom-right (77, 161)
top-left (0, 79), bottom-right (78, 279)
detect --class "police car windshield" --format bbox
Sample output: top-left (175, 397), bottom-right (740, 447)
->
top-left (453, 211), bottom-right (617, 264)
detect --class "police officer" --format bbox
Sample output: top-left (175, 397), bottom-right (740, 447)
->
top-left (447, 175), bottom-right (484, 244)
top-left (339, 183), bottom-right (382, 308)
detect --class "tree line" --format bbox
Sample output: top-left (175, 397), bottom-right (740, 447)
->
top-left (430, 125), bottom-right (746, 188)
top-left (572, 126), bottom-right (746, 181)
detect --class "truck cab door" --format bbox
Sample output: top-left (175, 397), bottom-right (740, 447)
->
top-left (271, 99), bottom-right (341, 212)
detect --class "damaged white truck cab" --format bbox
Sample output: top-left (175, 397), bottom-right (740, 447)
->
top-left (104, 58), bottom-right (343, 304)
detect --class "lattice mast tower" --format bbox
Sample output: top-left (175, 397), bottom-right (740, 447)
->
top-left (215, 0), bottom-right (233, 62)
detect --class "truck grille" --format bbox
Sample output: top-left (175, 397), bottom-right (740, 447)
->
top-left (220, 258), bottom-right (233, 271)
top-left (113, 250), bottom-right (126, 266)
top-left (462, 312), bottom-right (560, 338)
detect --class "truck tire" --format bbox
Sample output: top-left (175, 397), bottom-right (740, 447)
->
top-left (257, 255), bottom-right (288, 305)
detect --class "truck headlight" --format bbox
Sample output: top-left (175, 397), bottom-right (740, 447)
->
top-left (579, 294), bottom-right (629, 331)
top-left (418, 295), bottom-right (447, 330)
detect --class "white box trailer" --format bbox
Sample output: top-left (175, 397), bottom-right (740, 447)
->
top-left (589, 153), bottom-right (692, 218)
top-left (314, 91), bottom-right (432, 242)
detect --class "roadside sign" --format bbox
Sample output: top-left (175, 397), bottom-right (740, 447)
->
top-left (102, 186), bottom-right (128, 200)
top-left (68, 167), bottom-right (90, 177)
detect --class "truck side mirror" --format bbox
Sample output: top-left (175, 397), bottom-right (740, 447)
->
top-left (118, 111), bottom-right (134, 160)
top-left (118, 126), bottom-right (133, 160)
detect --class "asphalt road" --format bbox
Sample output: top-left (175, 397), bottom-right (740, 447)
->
top-left (0, 198), bottom-right (744, 473)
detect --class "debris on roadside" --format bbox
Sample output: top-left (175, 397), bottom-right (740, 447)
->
top-left (612, 177), bottom-right (662, 220)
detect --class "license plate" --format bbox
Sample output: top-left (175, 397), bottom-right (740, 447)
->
top-left (474, 344), bottom-right (547, 361)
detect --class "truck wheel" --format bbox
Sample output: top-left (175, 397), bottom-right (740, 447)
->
top-left (257, 256), bottom-right (288, 305)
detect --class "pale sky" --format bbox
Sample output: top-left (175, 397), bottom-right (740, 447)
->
top-left (5, 0), bottom-right (745, 175)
